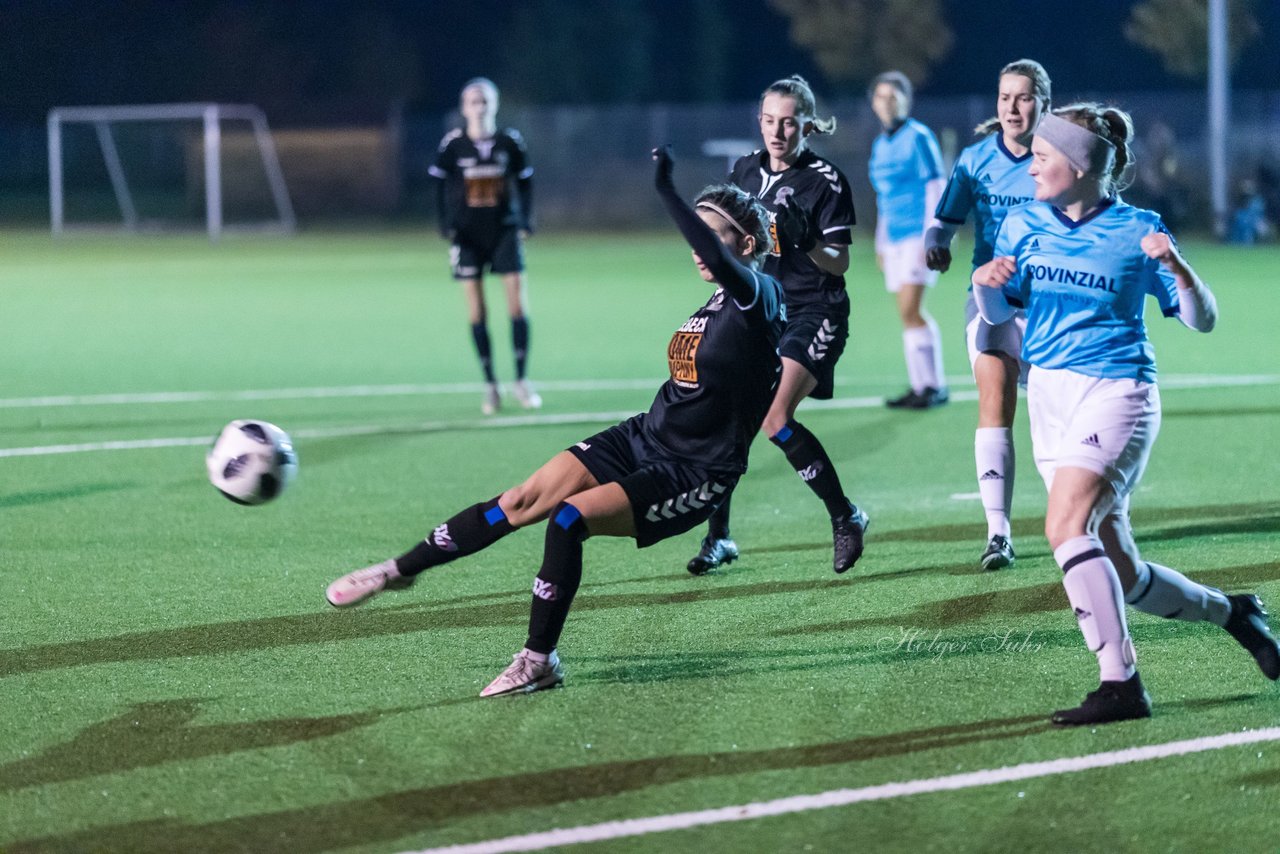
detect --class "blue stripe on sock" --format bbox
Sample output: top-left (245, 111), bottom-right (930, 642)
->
top-left (554, 504), bottom-right (582, 530)
top-left (484, 504), bottom-right (507, 526)
top-left (773, 424), bottom-right (794, 443)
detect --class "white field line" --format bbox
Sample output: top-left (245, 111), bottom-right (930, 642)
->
top-left (0, 378), bottom-right (662, 409)
top-left (0, 373), bottom-right (1275, 460)
top-left (407, 726), bottom-right (1280, 854)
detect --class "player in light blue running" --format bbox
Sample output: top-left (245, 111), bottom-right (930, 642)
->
top-left (973, 103), bottom-right (1280, 727)
top-left (868, 71), bottom-right (948, 409)
top-left (925, 59), bottom-right (1051, 572)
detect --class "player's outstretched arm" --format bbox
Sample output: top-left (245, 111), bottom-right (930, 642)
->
top-left (1141, 232), bottom-right (1217, 333)
top-left (652, 146), bottom-right (758, 306)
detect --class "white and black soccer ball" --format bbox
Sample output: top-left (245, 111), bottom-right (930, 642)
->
top-left (206, 419), bottom-right (297, 505)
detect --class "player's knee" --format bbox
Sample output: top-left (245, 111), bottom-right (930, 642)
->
top-left (761, 410), bottom-right (789, 438)
top-left (500, 482), bottom-right (543, 526)
top-left (548, 501), bottom-right (590, 543)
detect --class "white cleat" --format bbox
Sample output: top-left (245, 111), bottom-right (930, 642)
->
top-left (480, 649), bottom-right (564, 697)
top-left (481, 383), bottom-right (501, 415)
top-left (512, 379), bottom-right (543, 410)
top-left (325, 559), bottom-right (406, 608)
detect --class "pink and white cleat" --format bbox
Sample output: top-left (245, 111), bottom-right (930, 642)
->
top-left (480, 649), bottom-right (564, 697)
top-left (325, 559), bottom-right (409, 608)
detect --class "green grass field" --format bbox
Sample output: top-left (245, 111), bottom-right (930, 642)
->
top-left (1, 229), bottom-right (1278, 853)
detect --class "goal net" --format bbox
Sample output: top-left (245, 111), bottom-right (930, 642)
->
top-left (48, 103), bottom-right (296, 238)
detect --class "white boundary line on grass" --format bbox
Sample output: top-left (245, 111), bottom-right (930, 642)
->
top-left (406, 726), bottom-right (1280, 854)
top-left (0, 373), bottom-right (1271, 410)
top-left (1, 373), bottom-right (1275, 460)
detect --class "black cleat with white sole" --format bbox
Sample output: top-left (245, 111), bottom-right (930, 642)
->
top-left (1051, 673), bottom-right (1152, 726)
top-left (980, 535), bottom-right (1016, 571)
top-left (832, 503), bottom-right (870, 574)
top-left (687, 537), bottom-right (739, 575)
top-left (1224, 594), bottom-right (1280, 680)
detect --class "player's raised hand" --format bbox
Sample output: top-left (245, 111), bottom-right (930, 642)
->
top-left (652, 145), bottom-right (675, 187)
top-left (776, 198), bottom-right (818, 253)
top-left (972, 255), bottom-right (1017, 288)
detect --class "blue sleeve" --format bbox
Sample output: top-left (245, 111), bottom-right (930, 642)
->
top-left (1147, 218), bottom-right (1182, 318)
top-left (916, 128), bottom-right (944, 181)
top-left (935, 155), bottom-right (974, 225)
top-left (991, 215), bottom-right (1027, 307)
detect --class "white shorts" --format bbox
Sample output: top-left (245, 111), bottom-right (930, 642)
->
top-left (1027, 365), bottom-right (1161, 500)
top-left (880, 236), bottom-right (938, 292)
top-left (964, 292), bottom-right (1028, 381)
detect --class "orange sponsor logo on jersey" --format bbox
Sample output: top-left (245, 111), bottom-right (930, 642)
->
top-left (668, 331), bottom-right (702, 387)
top-left (465, 176), bottom-right (504, 208)
top-left (767, 216), bottom-right (781, 256)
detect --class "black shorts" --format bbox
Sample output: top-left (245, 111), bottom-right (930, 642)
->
top-left (567, 415), bottom-right (739, 548)
top-left (450, 227), bottom-right (524, 279)
top-left (778, 295), bottom-right (850, 400)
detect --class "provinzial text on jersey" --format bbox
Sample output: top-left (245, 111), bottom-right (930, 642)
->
top-left (978, 193), bottom-right (1033, 207)
top-left (1025, 264), bottom-right (1118, 293)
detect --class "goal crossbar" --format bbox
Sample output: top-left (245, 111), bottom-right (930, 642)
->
top-left (48, 102), bottom-right (297, 239)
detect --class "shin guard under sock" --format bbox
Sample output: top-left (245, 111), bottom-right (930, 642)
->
top-left (394, 495), bottom-right (514, 577)
top-left (471, 322), bottom-right (496, 383)
top-left (771, 420), bottom-right (848, 518)
top-left (526, 502), bottom-right (589, 654)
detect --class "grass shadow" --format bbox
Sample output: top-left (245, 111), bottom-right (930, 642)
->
top-left (0, 481), bottom-right (138, 509)
top-left (8, 712), bottom-right (1048, 854)
top-left (0, 699), bottom-right (408, 792)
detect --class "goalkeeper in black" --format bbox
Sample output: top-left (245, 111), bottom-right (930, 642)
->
top-left (428, 77), bottom-right (539, 415)
top-left (326, 147), bottom-right (784, 697)
top-left (687, 74), bottom-right (870, 576)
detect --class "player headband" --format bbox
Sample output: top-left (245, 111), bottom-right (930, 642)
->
top-left (1035, 113), bottom-right (1115, 177)
top-left (695, 201), bottom-right (749, 238)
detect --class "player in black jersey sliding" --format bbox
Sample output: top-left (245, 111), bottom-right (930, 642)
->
top-left (325, 147), bottom-right (784, 697)
top-left (687, 75), bottom-right (870, 577)
top-left (429, 78), bottom-right (539, 415)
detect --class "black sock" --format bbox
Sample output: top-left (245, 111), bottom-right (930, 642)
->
top-left (512, 316), bottom-right (530, 380)
top-left (526, 502), bottom-right (589, 654)
top-left (770, 420), bottom-right (849, 518)
top-left (394, 495), bottom-right (515, 577)
top-left (471, 322), bottom-right (496, 383)
top-left (706, 492), bottom-right (732, 541)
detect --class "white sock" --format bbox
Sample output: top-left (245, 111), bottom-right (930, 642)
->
top-left (924, 315), bottom-right (946, 389)
top-left (975, 427), bottom-right (1014, 539)
top-left (1055, 535), bottom-right (1136, 683)
top-left (1127, 561), bottom-right (1231, 626)
top-left (902, 327), bottom-right (926, 392)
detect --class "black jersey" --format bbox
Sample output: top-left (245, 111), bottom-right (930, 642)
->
top-left (428, 128), bottom-right (532, 239)
top-left (641, 275), bottom-right (784, 475)
top-left (729, 149), bottom-right (856, 306)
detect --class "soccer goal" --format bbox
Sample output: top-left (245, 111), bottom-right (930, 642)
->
top-left (48, 103), bottom-right (296, 239)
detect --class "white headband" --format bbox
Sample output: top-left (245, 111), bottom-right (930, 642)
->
top-left (1036, 113), bottom-right (1115, 177)
top-left (695, 201), bottom-right (748, 237)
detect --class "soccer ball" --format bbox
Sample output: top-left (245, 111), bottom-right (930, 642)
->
top-left (206, 419), bottom-right (297, 505)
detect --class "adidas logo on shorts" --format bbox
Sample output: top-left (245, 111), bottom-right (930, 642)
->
top-left (1081, 434), bottom-right (1102, 448)
top-left (979, 469), bottom-right (1002, 481)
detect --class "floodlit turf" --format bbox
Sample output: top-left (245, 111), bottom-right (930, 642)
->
top-left (1, 229), bottom-right (1278, 853)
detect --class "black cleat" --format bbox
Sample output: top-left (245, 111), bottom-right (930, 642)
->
top-left (885, 387), bottom-right (949, 409)
top-left (914, 386), bottom-right (950, 408)
top-left (1224, 594), bottom-right (1280, 680)
top-left (980, 535), bottom-right (1016, 571)
top-left (687, 537), bottom-right (739, 575)
top-left (832, 503), bottom-right (870, 574)
top-left (1051, 673), bottom-right (1152, 726)
top-left (885, 388), bottom-right (922, 409)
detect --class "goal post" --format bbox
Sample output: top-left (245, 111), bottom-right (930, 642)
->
top-left (48, 103), bottom-right (297, 239)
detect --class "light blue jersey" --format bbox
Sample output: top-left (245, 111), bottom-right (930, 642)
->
top-left (993, 198), bottom-right (1181, 383)
top-left (935, 133), bottom-right (1036, 268)
top-left (869, 118), bottom-right (944, 242)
